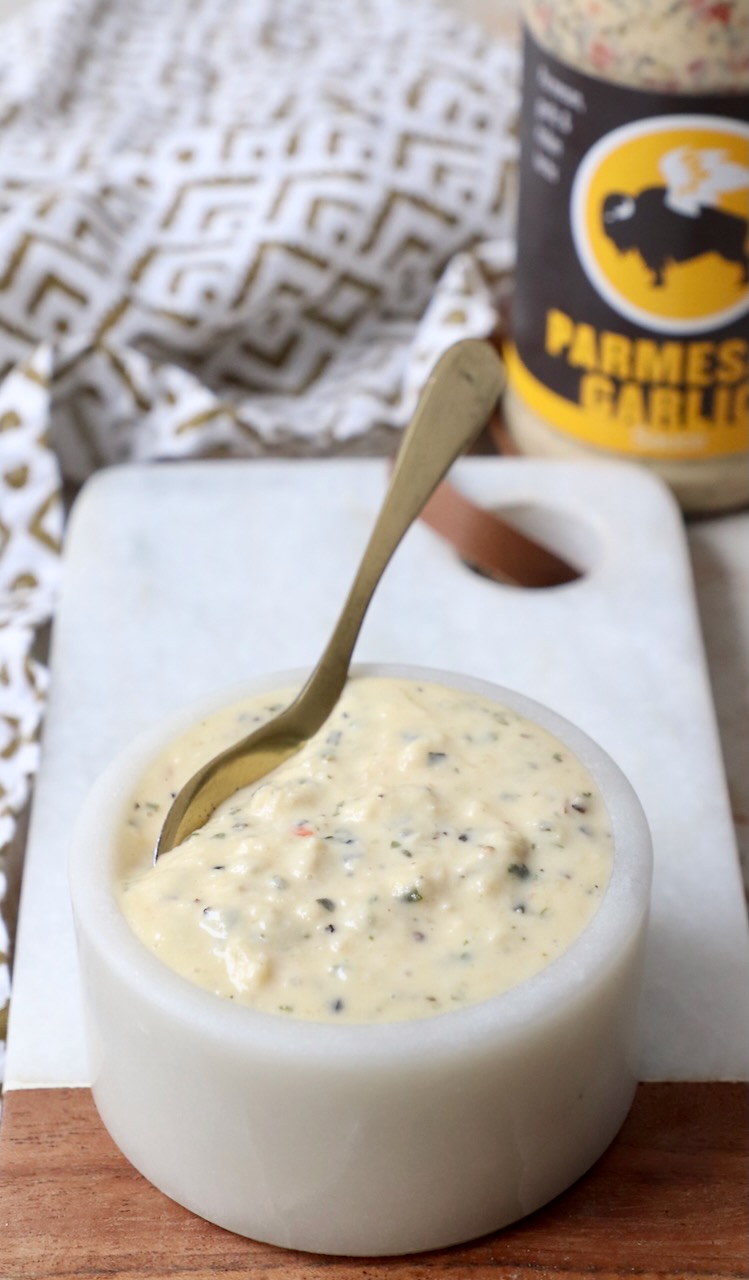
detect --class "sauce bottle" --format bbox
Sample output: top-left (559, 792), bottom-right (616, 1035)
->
top-left (504, 0), bottom-right (749, 513)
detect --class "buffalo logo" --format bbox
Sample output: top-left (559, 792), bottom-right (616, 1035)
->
top-left (571, 116), bottom-right (749, 336)
top-left (603, 147), bottom-right (749, 287)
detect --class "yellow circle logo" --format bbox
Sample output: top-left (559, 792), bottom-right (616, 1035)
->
top-left (571, 116), bottom-right (749, 335)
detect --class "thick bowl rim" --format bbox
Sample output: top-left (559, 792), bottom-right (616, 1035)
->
top-left (69, 663), bottom-right (652, 1070)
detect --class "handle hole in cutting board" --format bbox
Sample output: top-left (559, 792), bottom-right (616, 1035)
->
top-left (455, 500), bottom-right (600, 590)
top-left (494, 502), bottom-right (598, 577)
top-left (422, 480), bottom-right (598, 590)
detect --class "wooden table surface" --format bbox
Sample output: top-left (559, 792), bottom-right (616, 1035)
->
top-left (1, 1081), bottom-right (746, 1280)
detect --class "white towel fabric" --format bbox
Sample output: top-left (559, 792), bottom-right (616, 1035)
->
top-left (0, 0), bottom-right (519, 1076)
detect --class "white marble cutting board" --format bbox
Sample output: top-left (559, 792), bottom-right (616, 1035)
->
top-left (6, 457), bottom-right (749, 1089)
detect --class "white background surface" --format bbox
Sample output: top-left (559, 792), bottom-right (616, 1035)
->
top-left (6, 458), bottom-right (749, 1088)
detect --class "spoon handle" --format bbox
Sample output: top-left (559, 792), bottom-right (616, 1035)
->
top-left (291, 339), bottom-right (505, 733)
top-left (156, 340), bottom-right (504, 855)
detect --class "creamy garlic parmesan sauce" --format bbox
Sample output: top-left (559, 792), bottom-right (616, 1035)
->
top-left (118, 678), bottom-right (613, 1023)
top-left (524, 0), bottom-right (749, 93)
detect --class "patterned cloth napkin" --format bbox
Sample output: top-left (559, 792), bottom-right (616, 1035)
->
top-left (0, 0), bottom-right (519, 1078)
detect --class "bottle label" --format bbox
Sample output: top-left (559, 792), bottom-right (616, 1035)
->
top-left (507, 30), bottom-right (749, 459)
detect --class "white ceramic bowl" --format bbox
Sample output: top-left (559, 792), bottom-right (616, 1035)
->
top-left (70, 664), bottom-right (652, 1257)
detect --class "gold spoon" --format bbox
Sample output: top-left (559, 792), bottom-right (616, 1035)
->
top-left (156, 338), bottom-right (504, 858)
